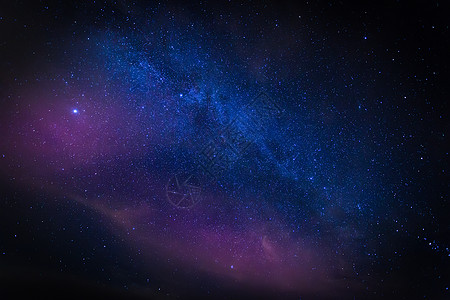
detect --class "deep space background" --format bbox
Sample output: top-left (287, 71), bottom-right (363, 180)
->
top-left (0, 1), bottom-right (449, 299)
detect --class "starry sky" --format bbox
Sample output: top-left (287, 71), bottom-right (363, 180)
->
top-left (0, 1), bottom-right (448, 299)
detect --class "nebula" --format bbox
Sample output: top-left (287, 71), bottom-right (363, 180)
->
top-left (0, 1), bottom-right (448, 299)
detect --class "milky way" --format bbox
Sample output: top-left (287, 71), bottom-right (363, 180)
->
top-left (0, 1), bottom-right (448, 299)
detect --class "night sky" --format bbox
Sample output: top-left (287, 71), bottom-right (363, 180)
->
top-left (0, 1), bottom-right (449, 299)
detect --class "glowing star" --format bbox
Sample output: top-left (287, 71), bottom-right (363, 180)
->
top-left (72, 109), bottom-right (78, 114)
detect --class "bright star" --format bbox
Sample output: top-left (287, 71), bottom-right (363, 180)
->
top-left (72, 109), bottom-right (78, 114)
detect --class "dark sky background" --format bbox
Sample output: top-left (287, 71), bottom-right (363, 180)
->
top-left (0, 1), bottom-right (448, 299)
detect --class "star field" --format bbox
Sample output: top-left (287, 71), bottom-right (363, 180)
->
top-left (0, 1), bottom-right (448, 299)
